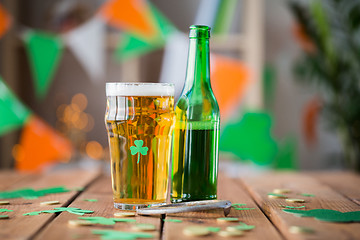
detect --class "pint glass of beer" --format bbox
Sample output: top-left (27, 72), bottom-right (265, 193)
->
top-left (105, 83), bottom-right (175, 210)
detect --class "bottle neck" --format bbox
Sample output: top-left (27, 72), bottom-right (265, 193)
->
top-left (184, 38), bottom-right (210, 91)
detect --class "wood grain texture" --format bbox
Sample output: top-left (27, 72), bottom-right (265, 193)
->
top-left (0, 171), bottom-right (35, 190)
top-left (35, 176), bottom-right (162, 240)
top-left (240, 172), bottom-right (360, 240)
top-left (162, 173), bottom-right (282, 240)
top-left (0, 169), bottom-right (101, 240)
top-left (309, 171), bottom-right (360, 205)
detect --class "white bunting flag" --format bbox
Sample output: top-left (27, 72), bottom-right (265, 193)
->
top-left (159, 32), bottom-right (189, 100)
top-left (64, 17), bottom-right (105, 82)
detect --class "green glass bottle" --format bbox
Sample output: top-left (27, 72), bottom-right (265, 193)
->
top-left (171, 25), bottom-right (220, 203)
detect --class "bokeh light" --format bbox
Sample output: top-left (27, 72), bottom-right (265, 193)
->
top-left (85, 141), bottom-right (104, 160)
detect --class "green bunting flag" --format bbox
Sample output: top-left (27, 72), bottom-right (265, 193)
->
top-left (114, 3), bottom-right (177, 61)
top-left (0, 77), bottom-right (31, 136)
top-left (24, 30), bottom-right (63, 99)
top-left (220, 112), bottom-right (278, 165)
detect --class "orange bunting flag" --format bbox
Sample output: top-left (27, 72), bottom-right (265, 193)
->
top-left (0, 3), bottom-right (12, 38)
top-left (99, 0), bottom-right (156, 38)
top-left (303, 97), bottom-right (322, 146)
top-left (210, 55), bottom-right (250, 120)
top-left (15, 115), bottom-right (73, 172)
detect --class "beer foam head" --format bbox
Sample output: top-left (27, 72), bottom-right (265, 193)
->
top-left (106, 83), bottom-right (174, 97)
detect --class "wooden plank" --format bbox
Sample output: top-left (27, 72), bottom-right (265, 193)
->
top-left (162, 173), bottom-right (282, 240)
top-left (35, 176), bottom-right (162, 240)
top-left (309, 171), bottom-right (360, 205)
top-left (0, 169), bottom-right (101, 240)
top-left (240, 172), bottom-right (360, 240)
top-left (0, 171), bottom-right (34, 191)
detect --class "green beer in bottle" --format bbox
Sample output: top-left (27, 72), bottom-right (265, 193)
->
top-left (171, 25), bottom-right (220, 203)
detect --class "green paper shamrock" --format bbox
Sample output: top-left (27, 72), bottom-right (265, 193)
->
top-left (231, 202), bottom-right (255, 210)
top-left (83, 199), bottom-right (98, 202)
top-left (0, 209), bottom-right (13, 213)
top-left (230, 222), bottom-right (256, 231)
top-left (92, 229), bottom-right (153, 240)
top-left (79, 216), bottom-right (136, 225)
top-left (268, 193), bottom-right (287, 198)
top-left (231, 203), bottom-right (247, 207)
top-left (217, 217), bottom-right (238, 221)
top-left (234, 207), bottom-right (256, 210)
top-left (280, 205), bottom-right (305, 209)
top-left (283, 209), bottom-right (360, 223)
top-left (301, 193), bottom-right (315, 197)
top-left (24, 207), bottom-right (93, 216)
top-left (0, 186), bottom-right (70, 199)
top-left (163, 219), bottom-right (182, 223)
top-left (220, 112), bottom-right (278, 165)
top-left (130, 140), bottom-right (149, 164)
top-left (207, 227), bottom-right (221, 232)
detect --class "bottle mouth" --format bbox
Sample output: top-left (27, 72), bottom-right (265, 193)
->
top-left (189, 25), bottom-right (210, 39)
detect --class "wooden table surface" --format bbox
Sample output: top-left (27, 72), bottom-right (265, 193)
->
top-left (0, 168), bottom-right (360, 240)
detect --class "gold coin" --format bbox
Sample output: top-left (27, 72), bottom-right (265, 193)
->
top-left (183, 226), bottom-right (210, 236)
top-left (217, 217), bottom-right (239, 223)
top-left (289, 226), bottom-right (315, 234)
top-left (114, 212), bottom-right (136, 217)
top-left (218, 230), bottom-right (243, 237)
top-left (40, 200), bottom-right (60, 206)
top-left (132, 223), bottom-right (156, 231)
top-left (68, 220), bottom-right (94, 227)
top-left (273, 188), bottom-right (292, 194)
top-left (0, 201), bottom-right (9, 205)
top-left (286, 198), bottom-right (305, 203)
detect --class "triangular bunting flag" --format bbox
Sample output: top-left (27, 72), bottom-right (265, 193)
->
top-left (0, 77), bottom-right (31, 136)
top-left (24, 30), bottom-right (63, 99)
top-left (64, 17), bottom-right (105, 82)
top-left (99, 0), bottom-right (156, 38)
top-left (159, 32), bottom-right (188, 99)
top-left (15, 115), bottom-right (73, 172)
top-left (0, 3), bottom-right (11, 38)
top-left (211, 55), bottom-right (249, 120)
top-left (114, 3), bottom-right (177, 61)
top-left (193, 0), bottom-right (221, 28)
top-left (149, 3), bottom-right (177, 39)
top-left (115, 34), bottom-right (157, 61)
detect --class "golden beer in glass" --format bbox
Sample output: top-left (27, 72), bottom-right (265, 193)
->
top-left (105, 83), bottom-right (174, 210)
